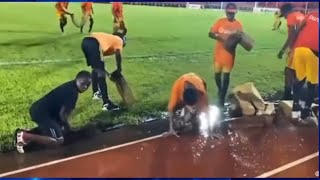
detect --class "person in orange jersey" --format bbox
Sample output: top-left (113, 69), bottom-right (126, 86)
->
top-left (55, 2), bottom-right (73, 33)
top-left (208, 3), bottom-right (243, 109)
top-left (112, 2), bottom-right (126, 34)
top-left (80, 2), bottom-right (94, 33)
top-left (286, 11), bottom-right (319, 125)
top-left (277, 3), bottom-right (305, 100)
top-left (162, 73), bottom-right (209, 137)
top-left (81, 29), bottom-right (127, 111)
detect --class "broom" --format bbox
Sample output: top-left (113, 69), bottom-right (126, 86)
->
top-left (92, 67), bottom-right (135, 107)
top-left (70, 14), bottom-right (88, 28)
top-left (107, 70), bottom-right (135, 107)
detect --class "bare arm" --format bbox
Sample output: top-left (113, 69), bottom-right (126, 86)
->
top-left (208, 32), bottom-right (225, 42)
top-left (280, 26), bottom-right (295, 52)
top-left (163, 82), bottom-right (180, 137)
top-left (59, 106), bottom-right (71, 132)
top-left (288, 19), bottom-right (307, 49)
top-left (168, 111), bottom-right (175, 131)
top-left (61, 6), bottom-right (72, 15)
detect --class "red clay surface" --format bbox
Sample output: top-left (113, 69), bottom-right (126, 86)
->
top-left (271, 157), bottom-right (318, 178)
top-left (4, 124), bottom-right (318, 178)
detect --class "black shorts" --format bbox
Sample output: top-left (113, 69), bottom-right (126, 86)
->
top-left (81, 37), bottom-right (105, 70)
top-left (29, 105), bottom-right (63, 140)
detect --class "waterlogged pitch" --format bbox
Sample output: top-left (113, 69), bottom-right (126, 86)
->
top-left (0, 2), bottom-right (288, 151)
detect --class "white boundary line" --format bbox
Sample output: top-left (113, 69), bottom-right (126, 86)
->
top-left (0, 47), bottom-right (278, 66)
top-left (255, 151), bottom-right (319, 178)
top-left (0, 134), bottom-right (162, 177)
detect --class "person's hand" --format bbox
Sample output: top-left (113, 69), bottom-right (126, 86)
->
top-left (94, 68), bottom-right (110, 77)
top-left (161, 129), bottom-right (179, 138)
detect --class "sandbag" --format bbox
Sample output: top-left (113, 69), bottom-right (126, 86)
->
top-left (229, 82), bottom-right (266, 116)
top-left (239, 32), bottom-right (254, 51)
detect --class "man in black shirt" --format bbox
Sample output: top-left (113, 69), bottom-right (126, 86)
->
top-left (15, 70), bottom-right (92, 153)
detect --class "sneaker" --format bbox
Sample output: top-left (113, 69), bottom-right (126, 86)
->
top-left (15, 130), bottom-right (27, 154)
top-left (92, 91), bottom-right (102, 100)
top-left (292, 111), bottom-right (301, 119)
top-left (102, 101), bottom-right (120, 111)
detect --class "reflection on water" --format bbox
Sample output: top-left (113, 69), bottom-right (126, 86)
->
top-left (159, 111), bottom-right (316, 177)
top-left (198, 105), bottom-right (221, 138)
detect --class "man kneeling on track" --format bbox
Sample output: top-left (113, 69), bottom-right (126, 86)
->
top-left (81, 29), bottom-right (127, 111)
top-left (14, 71), bottom-right (92, 153)
top-left (162, 73), bottom-right (209, 137)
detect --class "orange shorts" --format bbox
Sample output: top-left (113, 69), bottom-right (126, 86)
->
top-left (213, 48), bottom-right (235, 73)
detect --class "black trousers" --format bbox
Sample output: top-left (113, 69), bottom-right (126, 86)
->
top-left (81, 37), bottom-right (109, 104)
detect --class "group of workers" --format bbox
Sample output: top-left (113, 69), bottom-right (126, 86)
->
top-left (13, 2), bottom-right (318, 153)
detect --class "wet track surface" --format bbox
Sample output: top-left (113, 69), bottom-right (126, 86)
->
top-left (0, 119), bottom-right (168, 174)
top-left (0, 112), bottom-right (318, 178)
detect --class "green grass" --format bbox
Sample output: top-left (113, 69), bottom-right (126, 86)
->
top-left (0, 3), bottom-right (288, 152)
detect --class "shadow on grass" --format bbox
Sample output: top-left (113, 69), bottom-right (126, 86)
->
top-left (0, 29), bottom-right (58, 35)
top-left (0, 33), bottom-right (79, 47)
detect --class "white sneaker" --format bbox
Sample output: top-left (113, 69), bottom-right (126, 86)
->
top-left (292, 111), bottom-right (301, 119)
top-left (92, 91), bottom-right (102, 100)
top-left (16, 131), bottom-right (27, 154)
top-left (102, 101), bottom-right (120, 111)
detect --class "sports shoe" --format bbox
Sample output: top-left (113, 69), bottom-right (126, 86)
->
top-left (92, 91), bottom-right (102, 100)
top-left (15, 130), bottom-right (27, 154)
top-left (291, 111), bottom-right (301, 119)
top-left (102, 101), bottom-right (120, 111)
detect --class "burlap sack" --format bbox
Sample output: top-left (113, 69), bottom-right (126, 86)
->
top-left (239, 32), bottom-right (254, 51)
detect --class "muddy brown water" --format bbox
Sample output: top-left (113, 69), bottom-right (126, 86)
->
top-left (0, 90), bottom-right (318, 177)
top-left (0, 105), bottom-right (318, 177)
